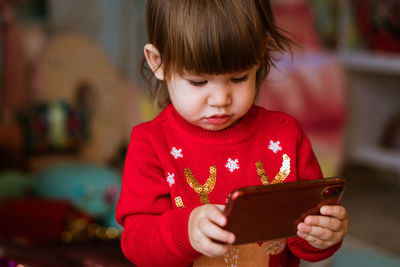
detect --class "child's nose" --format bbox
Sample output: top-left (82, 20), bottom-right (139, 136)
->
top-left (208, 86), bottom-right (232, 107)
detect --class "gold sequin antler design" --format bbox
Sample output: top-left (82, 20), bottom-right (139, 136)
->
top-left (175, 196), bottom-right (184, 208)
top-left (184, 166), bottom-right (216, 204)
top-left (255, 154), bottom-right (291, 185)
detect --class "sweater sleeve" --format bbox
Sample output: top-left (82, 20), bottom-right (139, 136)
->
top-left (288, 124), bottom-right (342, 262)
top-left (115, 126), bottom-right (201, 267)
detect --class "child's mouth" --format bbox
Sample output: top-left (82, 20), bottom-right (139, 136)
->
top-left (206, 114), bottom-right (231, 125)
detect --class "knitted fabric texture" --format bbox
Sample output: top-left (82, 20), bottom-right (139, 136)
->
top-left (116, 104), bottom-right (341, 267)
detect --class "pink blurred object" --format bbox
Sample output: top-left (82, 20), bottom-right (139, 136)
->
top-left (259, 54), bottom-right (346, 136)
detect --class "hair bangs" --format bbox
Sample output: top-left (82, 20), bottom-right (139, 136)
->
top-left (164, 0), bottom-right (266, 76)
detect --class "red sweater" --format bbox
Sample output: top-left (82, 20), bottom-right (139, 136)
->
top-left (116, 104), bottom-right (341, 267)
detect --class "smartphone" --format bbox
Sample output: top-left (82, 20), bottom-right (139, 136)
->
top-left (223, 177), bottom-right (346, 245)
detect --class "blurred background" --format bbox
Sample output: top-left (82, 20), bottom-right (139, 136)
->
top-left (0, 0), bottom-right (399, 266)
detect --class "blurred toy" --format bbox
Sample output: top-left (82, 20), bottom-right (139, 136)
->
top-left (0, 163), bottom-right (122, 244)
top-left (35, 34), bottom-right (125, 163)
top-left (17, 100), bottom-right (90, 154)
top-left (33, 163), bottom-right (121, 228)
top-left (48, 101), bottom-right (69, 149)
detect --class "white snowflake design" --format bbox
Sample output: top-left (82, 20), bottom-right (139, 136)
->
top-left (166, 172), bottom-right (175, 187)
top-left (225, 158), bottom-right (239, 172)
top-left (268, 140), bottom-right (282, 153)
top-left (170, 147), bottom-right (183, 159)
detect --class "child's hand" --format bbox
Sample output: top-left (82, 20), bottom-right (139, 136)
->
top-left (296, 205), bottom-right (348, 249)
top-left (188, 204), bottom-right (235, 257)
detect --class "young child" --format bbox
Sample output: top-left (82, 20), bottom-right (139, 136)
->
top-left (116, 0), bottom-right (348, 266)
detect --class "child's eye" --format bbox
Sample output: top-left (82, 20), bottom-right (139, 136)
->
top-left (231, 75), bottom-right (248, 83)
top-left (189, 80), bottom-right (208, 87)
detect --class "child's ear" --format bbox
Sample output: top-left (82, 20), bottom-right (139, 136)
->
top-left (144, 44), bottom-right (164, 80)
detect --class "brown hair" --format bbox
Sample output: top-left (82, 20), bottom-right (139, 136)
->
top-left (142, 0), bottom-right (294, 110)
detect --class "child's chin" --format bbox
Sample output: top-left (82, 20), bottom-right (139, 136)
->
top-left (200, 122), bottom-right (233, 131)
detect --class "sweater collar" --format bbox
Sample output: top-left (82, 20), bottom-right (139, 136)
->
top-left (165, 104), bottom-right (261, 144)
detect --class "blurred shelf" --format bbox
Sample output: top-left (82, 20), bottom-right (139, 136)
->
top-left (338, 0), bottom-right (400, 177)
top-left (339, 52), bottom-right (400, 76)
top-left (350, 146), bottom-right (400, 173)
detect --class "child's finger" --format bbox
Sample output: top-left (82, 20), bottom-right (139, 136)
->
top-left (205, 205), bottom-right (227, 226)
top-left (297, 223), bottom-right (335, 241)
top-left (320, 205), bottom-right (347, 220)
top-left (296, 231), bottom-right (332, 249)
top-left (199, 219), bottom-right (235, 244)
top-left (303, 215), bottom-right (342, 231)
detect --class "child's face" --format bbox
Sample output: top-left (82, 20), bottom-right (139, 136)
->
top-left (166, 65), bottom-right (258, 131)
